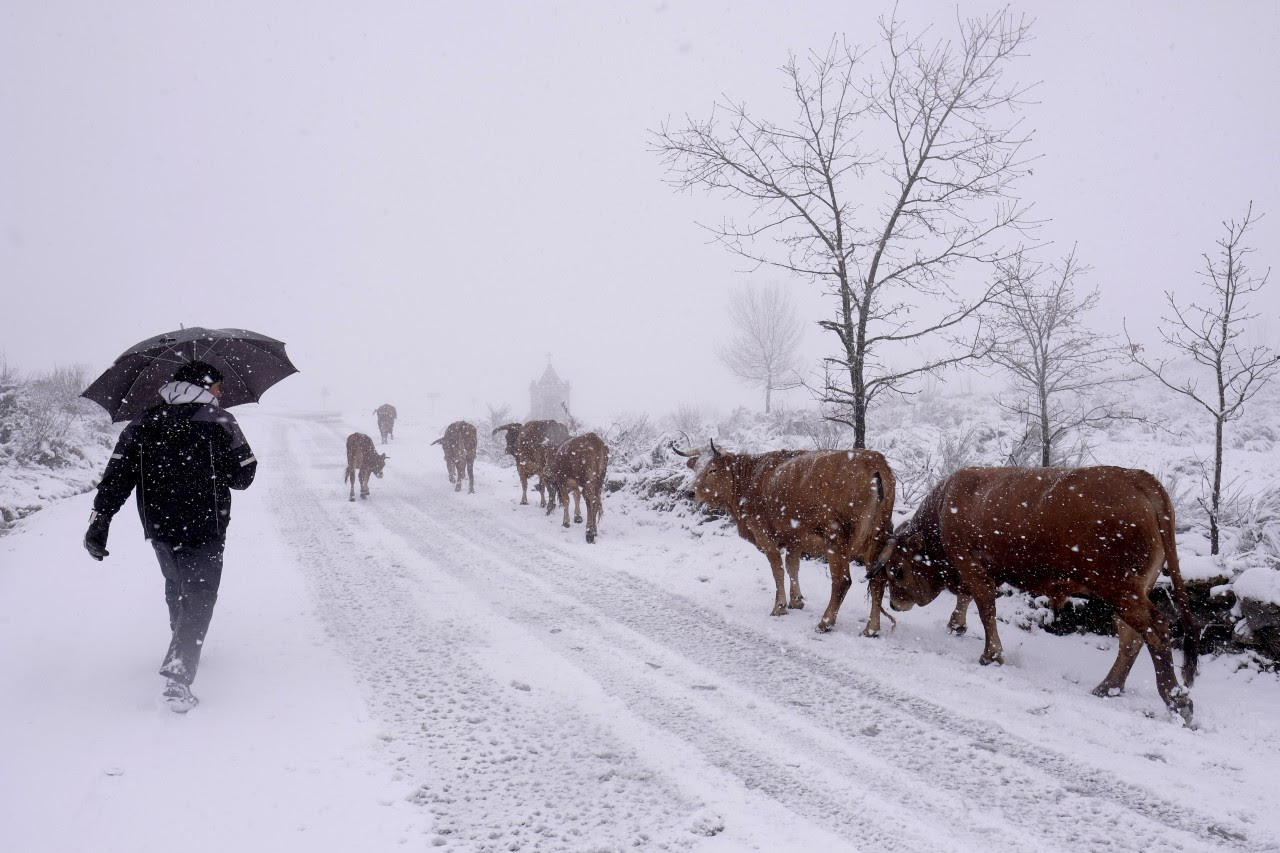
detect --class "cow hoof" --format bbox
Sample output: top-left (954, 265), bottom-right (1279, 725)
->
top-left (562, 521), bottom-right (570, 529)
top-left (349, 496), bottom-right (355, 502)
top-left (815, 621), bottom-right (834, 634)
top-left (787, 601), bottom-right (804, 610)
top-left (771, 606), bottom-right (788, 617)
top-left (574, 516), bottom-right (583, 524)
top-left (586, 532), bottom-right (596, 544)
top-left (979, 653), bottom-right (1003, 666)
top-left (861, 627), bottom-right (880, 638)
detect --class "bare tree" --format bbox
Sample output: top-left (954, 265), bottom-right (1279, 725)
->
top-left (987, 248), bottom-right (1131, 467)
top-left (654, 10), bottom-right (1037, 447)
top-left (716, 283), bottom-right (804, 413)
top-left (1126, 204), bottom-right (1278, 554)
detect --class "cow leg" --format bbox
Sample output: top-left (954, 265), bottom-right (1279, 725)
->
top-left (784, 549), bottom-right (804, 610)
top-left (467, 460), bottom-right (475, 494)
top-left (537, 478), bottom-right (547, 508)
top-left (862, 573), bottom-right (888, 637)
top-left (347, 465), bottom-right (356, 501)
top-left (948, 593), bottom-right (972, 635)
top-left (519, 471), bottom-right (529, 505)
top-left (1093, 616), bottom-right (1145, 697)
top-left (761, 546), bottom-right (789, 617)
top-left (546, 482), bottom-right (558, 516)
top-left (572, 486), bottom-right (583, 524)
top-left (360, 470), bottom-right (371, 499)
top-left (560, 488), bottom-right (572, 529)
top-left (585, 489), bottom-right (600, 544)
top-left (817, 553), bottom-right (852, 633)
top-left (453, 461), bottom-right (463, 492)
top-left (967, 574), bottom-right (1004, 665)
top-left (1112, 602), bottom-right (1193, 720)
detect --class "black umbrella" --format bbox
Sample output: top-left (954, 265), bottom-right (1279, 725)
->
top-left (82, 327), bottom-right (298, 422)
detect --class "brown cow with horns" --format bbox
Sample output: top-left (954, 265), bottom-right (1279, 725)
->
top-left (673, 441), bottom-right (895, 633)
top-left (866, 465), bottom-right (1198, 721)
top-left (492, 420), bottom-right (570, 506)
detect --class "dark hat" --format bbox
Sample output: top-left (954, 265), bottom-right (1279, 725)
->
top-left (173, 360), bottom-right (224, 388)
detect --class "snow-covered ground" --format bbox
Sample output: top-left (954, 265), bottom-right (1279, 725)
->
top-left (3, 407), bottom-right (1279, 852)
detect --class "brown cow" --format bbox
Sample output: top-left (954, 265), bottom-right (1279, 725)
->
top-left (344, 432), bottom-right (388, 501)
top-left (491, 420), bottom-right (570, 506)
top-left (432, 420), bottom-right (477, 493)
top-left (673, 442), bottom-right (895, 633)
top-left (544, 432), bottom-right (609, 543)
top-left (866, 466), bottom-right (1198, 721)
top-left (374, 404), bottom-right (397, 444)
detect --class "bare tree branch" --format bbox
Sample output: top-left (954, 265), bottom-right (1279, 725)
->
top-left (1125, 203), bottom-right (1277, 553)
top-left (653, 13), bottom-right (1039, 446)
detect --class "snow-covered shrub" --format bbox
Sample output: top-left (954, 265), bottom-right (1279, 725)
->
top-left (602, 411), bottom-right (661, 472)
top-left (476, 403), bottom-right (514, 466)
top-left (1, 365), bottom-right (114, 530)
top-left (1221, 482), bottom-right (1280, 564)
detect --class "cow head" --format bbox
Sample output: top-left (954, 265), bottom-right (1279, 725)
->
top-left (670, 440), bottom-right (734, 509)
top-left (371, 452), bottom-right (388, 478)
top-left (866, 526), bottom-right (945, 611)
top-left (492, 422), bottom-right (523, 456)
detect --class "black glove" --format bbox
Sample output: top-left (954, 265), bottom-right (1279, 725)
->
top-left (84, 511), bottom-right (110, 561)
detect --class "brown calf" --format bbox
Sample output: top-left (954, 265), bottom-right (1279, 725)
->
top-left (491, 420), bottom-right (570, 506)
top-left (544, 432), bottom-right (610, 543)
top-left (867, 465), bottom-right (1198, 721)
top-left (374, 404), bottom-right (397, 444)
top-left (432, 420), bottom-right (478, 493)
top-left (673, 443), bottom-right (895, 633)
top-left (344, 432), bottom-right (388, 501)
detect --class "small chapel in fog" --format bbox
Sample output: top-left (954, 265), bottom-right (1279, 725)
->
top-left (529, 359), bottom-right (571, 421)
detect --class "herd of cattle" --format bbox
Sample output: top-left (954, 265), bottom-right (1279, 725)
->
top-left (343, 410), bottom-right (610, 544)
top-left (342, 406), bottom-right (1200, 722)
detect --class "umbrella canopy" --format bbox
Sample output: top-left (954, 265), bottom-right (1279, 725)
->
top-left (82, 327), bottom-right (298, 422)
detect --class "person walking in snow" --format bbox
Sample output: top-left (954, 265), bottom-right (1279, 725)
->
top-left (82, 360), bottom-right (257, 712)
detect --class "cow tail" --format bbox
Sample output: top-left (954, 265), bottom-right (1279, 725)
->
top-left (1157, 485), bottom-right (1199, 688)
top-left (343, 465), bottom-right (352, 486)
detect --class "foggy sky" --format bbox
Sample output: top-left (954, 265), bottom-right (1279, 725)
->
top-left (3, 1), bottom-right (1277, 426)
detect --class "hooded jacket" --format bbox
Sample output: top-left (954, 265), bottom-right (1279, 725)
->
top-left (92, 381), bottom-right (257, 546)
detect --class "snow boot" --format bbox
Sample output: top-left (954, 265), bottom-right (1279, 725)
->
top-left (161, 679), bottom-right (199, 713)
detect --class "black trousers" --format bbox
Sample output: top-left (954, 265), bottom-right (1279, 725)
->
top-left (151, 538), bottom-right (225, 686)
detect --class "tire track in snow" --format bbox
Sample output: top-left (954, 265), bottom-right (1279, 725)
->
top-left (263, 418), bottom-right (714, 852)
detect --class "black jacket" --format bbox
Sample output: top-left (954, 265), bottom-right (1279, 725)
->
top-left (93, 400), bottom-right (257, 546)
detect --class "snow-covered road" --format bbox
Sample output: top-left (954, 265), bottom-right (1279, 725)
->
top-left (4, 408), bottom-right (1279, 853)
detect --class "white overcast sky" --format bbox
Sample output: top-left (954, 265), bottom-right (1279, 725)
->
top-left (2, 1), bottom-right (1277, 424)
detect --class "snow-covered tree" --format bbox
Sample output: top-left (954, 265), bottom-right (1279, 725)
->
top-left (716, 283), bottom-right (804, 414)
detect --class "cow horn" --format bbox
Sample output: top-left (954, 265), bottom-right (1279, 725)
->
top-left (867, 537), bottom-right (898, 578)
top-left (709, 438), bottom-right (722, 458)
top-left (668, 441), bottom-right (699, 458)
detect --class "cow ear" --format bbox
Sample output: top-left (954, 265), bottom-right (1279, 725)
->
top-left (685, 456), bottom-right (698, 471)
